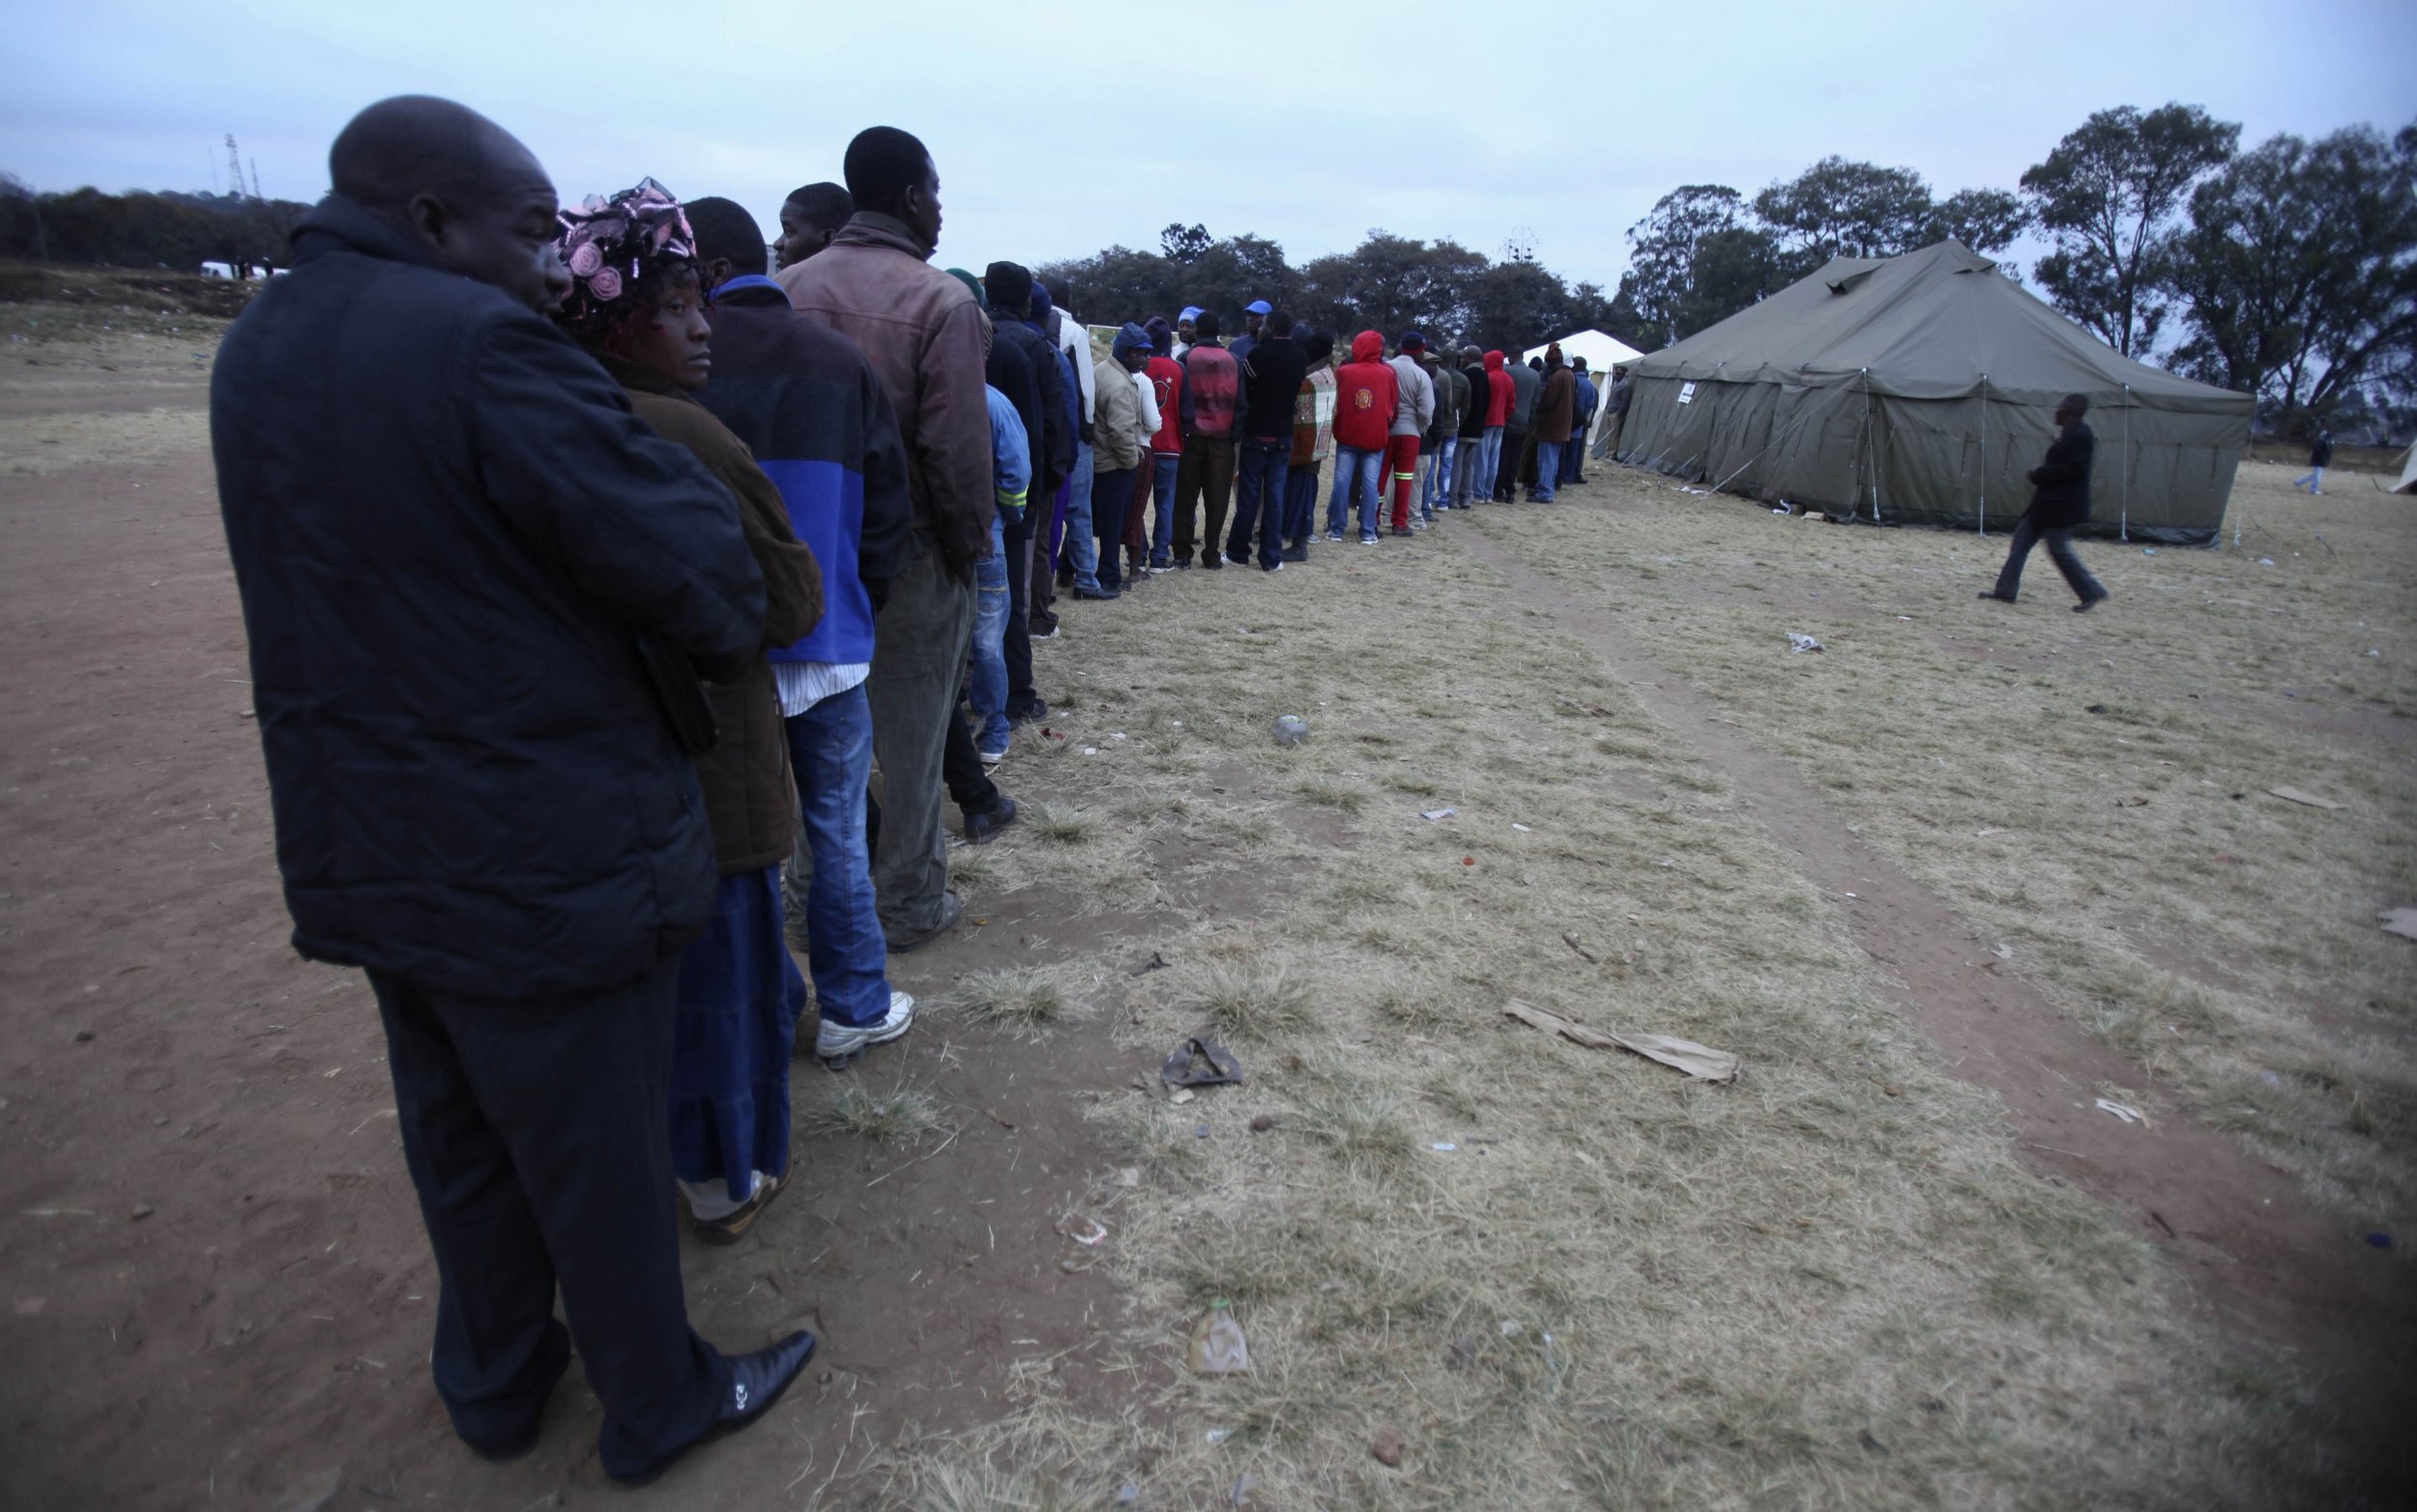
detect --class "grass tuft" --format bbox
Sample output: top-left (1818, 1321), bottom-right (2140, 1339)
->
top-left (957, 969), bottom-right (1069, 1031)
top-left (803, 1081), bottom-right (945, 1144)
top-left (1196, 963), bottom-right (1313, 1041)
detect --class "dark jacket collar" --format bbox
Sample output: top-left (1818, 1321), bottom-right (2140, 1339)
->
top-left (831, 211), bottom-right (934, 262)
top-left (290, 193), bottom-right (440, 271)
top-left (711, 274), bottom-right (789, 305)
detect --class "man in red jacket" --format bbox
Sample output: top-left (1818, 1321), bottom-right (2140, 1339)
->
top-left (1171, 310), bottom-right (1241, 568)
top-left (1142, 316), bottom-right (1185, 570)
top-left (1325, 330), bottom-right (1398, 544)
top-left (1477, 350), bottom-right (1513, 502)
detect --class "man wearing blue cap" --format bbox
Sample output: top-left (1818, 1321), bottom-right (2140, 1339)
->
top-left (1231, 299), bottom-right (1271, 365)
top-left (1173, 307), bottom-right (1201, 361)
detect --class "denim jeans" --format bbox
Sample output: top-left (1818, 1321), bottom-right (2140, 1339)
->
top-left (1326, 445), bottom-right (1384, 538)
top-left (1476, 426), bottom-right (1504, 499)
top-left (1062, 441), bottom-right (1099, 592)
top-left (1530, 440), bottom-right (1563, 501)
top-left (2293, 467), bottom-right (2326, 493)
top-left (1992, 515), bottom-right (2107, 604)
top-left (1228, 436), bottom-right (1291, 567)
top-left (1423, 436), bottom-right (1457, 509)
top-left (783, 683), bottom-right (890, 1028)
top-left (1147, 451), bottom-right (1180, 566)
top-left (969, 511), bottom-right (1009, 755)
top-left (1561, 425), bottom-right (1587, 483)
top-left (1283, 462), bottom-right (1322, 546)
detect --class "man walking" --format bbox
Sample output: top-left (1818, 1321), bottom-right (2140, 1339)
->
top-left (778, 126), bottom-right (991, 950)
top-left (2294, 426), bottom-right (2334, 494)
top-left (1172, 309), bottom-right (1242, 568)
top-left (211, 97), bottom-right (813, 1485)
top-left (686, 196), bottom-right (923, 1065)
top-left (1228, 308), bottom-right (1308, 570)
top-left (1980, 393), bottom-right (2110, 614)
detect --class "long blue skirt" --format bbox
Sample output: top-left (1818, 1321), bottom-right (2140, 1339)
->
top-left (669, 863), bottom-right (803, 1204)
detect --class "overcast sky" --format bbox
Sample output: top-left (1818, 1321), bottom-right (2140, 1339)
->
top-left (4, 0), bottom-right (2412, 300)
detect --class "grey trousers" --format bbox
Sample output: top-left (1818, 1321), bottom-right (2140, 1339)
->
top-left (867, 527), bottom-right (975, 938)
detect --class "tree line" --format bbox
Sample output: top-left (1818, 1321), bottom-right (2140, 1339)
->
top-left (9, 101), bottom-right (2408, 432)
top-left (0, 175), bottom-right (310, 276)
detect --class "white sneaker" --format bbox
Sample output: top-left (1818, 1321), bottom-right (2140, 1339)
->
top-left (815, 991), bottom-right (915, 1063)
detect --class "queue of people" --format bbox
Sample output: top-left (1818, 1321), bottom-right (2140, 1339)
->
top-left (207, 95), bottom-right (1614, 1487)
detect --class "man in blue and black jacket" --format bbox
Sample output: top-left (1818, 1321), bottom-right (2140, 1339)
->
top-left (685, 198), bottom-right (928, 1056)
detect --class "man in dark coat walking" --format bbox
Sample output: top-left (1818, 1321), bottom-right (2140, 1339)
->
top-left (1981, 393), bottom-right (2109, 613)
top-left (209, 96), bottom-right (814, 1485)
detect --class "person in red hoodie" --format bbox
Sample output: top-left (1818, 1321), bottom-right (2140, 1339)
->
top-left (1141, 315), bottom-right (1185, 570)
top-left (1324, 330), bottom-right (1398, 544)
top-left (1475, 350), bottom-right (1513, 502)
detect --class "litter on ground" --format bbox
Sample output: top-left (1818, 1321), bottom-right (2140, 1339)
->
top-left (2095, 1097), bottom-right (2148, 1126)
top-left (1189, 1304), bottom-right (1251, 1375)
top-left (1789, 632), bottom-right (1824, 654)
top-left (2266, 787), bottom-right (2344, 810)
top-left (1501, 1000), bottom-right (1741, 1083)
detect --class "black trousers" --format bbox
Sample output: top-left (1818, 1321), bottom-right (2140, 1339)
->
top-left (371, 958), bottom-right (730, 1479)
top-left (1496, 429), bottom-right (1526, 500)
top-left (1000, 507), bottom-right (1037, 709)
top-left (1992, 516), bottom-right (2106, 603)
top-left (1092, 466), bottom-right (1135, 590)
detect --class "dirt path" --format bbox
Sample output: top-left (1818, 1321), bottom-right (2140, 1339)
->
top-left (1455, 511), bottom-right (2417, 1491)
top-left (0, 453), bottom-right (1171, 1510)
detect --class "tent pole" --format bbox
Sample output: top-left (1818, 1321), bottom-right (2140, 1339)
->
top-left (2119, 383), bottom-right (2131, 542)
top-left (1976, 375), bottom-right (1987, 536)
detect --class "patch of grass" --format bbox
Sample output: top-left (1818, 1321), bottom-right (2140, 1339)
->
top-left (957, 969), bottom-right (1069, 1031)
top-left (1296, 778), bottom-right (1366, 813)
top-left (1194, 963), bottom-right (1312, 1041)
top-left (1294, 1087), bottom-right (1417, 1178)
top-left (1031, 805), bottom-right (1093, 844)
top-left (803, 1080), bottom-right (945, 1144)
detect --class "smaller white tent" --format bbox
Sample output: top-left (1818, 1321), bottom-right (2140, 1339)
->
top-left (1523, 330), bottom-right (1645, 447)
top-left (2396, 445), bottom-right (2416, 495)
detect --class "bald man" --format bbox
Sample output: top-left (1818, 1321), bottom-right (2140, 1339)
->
top-left (211, 95), bottom-right (815, 1485)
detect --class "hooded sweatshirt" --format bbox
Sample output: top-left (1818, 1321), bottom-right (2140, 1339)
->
top-left (1458, 357), bottom-right (1489, 439)
top-left (1482, 350), bottom-right (1513, 428)
top-left (1387, 349), bottom-right (1436, 439)
top-left (1532, 361), bottom-right (1577, 444)
top-left (1331, 331), bottom-right (1400, 452)
top-left (1178, 338), bottom-right (1241, 440)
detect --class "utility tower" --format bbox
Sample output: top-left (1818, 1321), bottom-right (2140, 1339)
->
top-left (225, 134), bottom-right (248, 199)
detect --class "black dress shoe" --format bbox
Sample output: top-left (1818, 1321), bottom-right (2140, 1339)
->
top-left (609, 1330), bottom-right (817, 1487)
top-left (1976, 591), bottom-right (2016, 603)
top-left (965, 796), bottom-right (1018, 845)
top-left (1075, 585), bottom-right (1121, 600)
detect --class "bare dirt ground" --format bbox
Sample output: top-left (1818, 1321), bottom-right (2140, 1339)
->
top-left (3, 311), bottom-right (2411, 1511)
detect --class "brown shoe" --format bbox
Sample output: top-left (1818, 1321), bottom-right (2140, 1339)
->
top-left (691, 1168), bottom-right (789, 1245)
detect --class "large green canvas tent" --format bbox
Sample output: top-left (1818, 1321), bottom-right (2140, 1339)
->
top-left (1616, 241), bottom-right (2254, 542)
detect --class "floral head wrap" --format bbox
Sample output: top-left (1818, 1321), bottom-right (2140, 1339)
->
top-left (551, 176), bottom-right (697, 339)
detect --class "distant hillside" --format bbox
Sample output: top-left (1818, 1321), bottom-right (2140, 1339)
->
top-left (0, 180), bottom-right (310, 275)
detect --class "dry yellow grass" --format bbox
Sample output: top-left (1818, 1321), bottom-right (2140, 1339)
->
top-left (868, 483), bottom-right (2364, 1506)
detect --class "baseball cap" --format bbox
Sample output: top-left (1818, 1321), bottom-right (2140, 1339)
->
top-left (1244, 299), bottom-right (1272, 315)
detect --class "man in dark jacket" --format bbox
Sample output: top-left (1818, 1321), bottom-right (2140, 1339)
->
top-left (1454, 346), bottom-right (1488, 507)
top-left (1982, 393), bottom-right (2109, 612)
top-left (686, 197), bottom-right (937, 1062)
top-left (1527, 346), bottom-right (1576, 502)
top-left (1566, 359), bottom-right (1597, 486)
top-left (1228, 307), bottom-right (1309, 569)
top-left (2293, 427), bottom-right (2334, 494)
top-left (1499, 348), bottom-right (1541, 501)
top-left (209, 97), bottom-right (812, 1486)
top-left (980, 262), bottom-right (1071, 641)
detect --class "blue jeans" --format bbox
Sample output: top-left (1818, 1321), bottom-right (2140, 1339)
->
top-left (1062, 441), bottom-right (1099, 592)
top-left (1475, 426), bottom-right (1504, 499)
top-left (1326, 445), bottom-right (1384, 538)
top-left (1147, 451), bottom-right (1180, 566)
top-left (1283, 462), bottom-right (1322, 546)
top-left (1228, 436), bottom-right (1290, 567)
top-left (1423, 436), bottom-right (1457, 510)
top-left (969, 512), bottom-right (1009, 754)
top-left (1531, 440), bottom-right (1564, 500)
top-left (1561, 424), bottom-right (1587, 483)
top-left (783, 683), bottom-right (890, 1028)
top-left (2294, 467), bottom-right (2326, 493)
